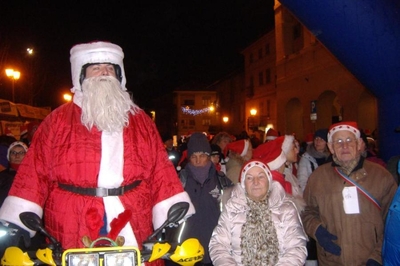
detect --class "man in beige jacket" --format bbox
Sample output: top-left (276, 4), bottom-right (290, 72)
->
top-left (302, 121), bottom-right (397, 266)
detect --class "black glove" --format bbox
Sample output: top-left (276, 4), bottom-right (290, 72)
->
top-left (315, 225), bottom-right (341, 255)
top-left (366, 259), bottom-right (381, 266)
top-left (0, 220), bottom-right (31, 257)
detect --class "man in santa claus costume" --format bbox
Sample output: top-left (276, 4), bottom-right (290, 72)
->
top-left (0, 41), bottom-right (194, 264)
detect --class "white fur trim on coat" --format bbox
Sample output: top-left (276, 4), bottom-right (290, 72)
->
top-left (0, 196), bottom-right (43, 237)
top-left (97, 130), bottom-right (140, 246)
top-left (152, 191), bottom-right (195, 230)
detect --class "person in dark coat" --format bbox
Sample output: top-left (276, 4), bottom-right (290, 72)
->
top-left (162, 134), bottom-right (181, 170)
top-left (166, 132), bottom-right (233, 266)
top-left (0, 141), bottom-right (28, 206)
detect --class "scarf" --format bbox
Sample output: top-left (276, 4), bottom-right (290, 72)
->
top-left (241, 197), bottom-right (279, 265)
top-left (307, 144), bottom-right (330, 160)
top-left (186, 161), bottom-right (212, 185)
top-left (9, 163), bottom-right (20, 171)
top-left (332, 154), bottom-right (360, 176)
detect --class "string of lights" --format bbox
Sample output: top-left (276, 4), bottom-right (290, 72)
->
top-left (181, 106), bottom-right (211, 116)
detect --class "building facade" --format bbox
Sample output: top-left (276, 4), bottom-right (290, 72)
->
top-left (206, 70), bottom-right (245, 137)
top-left (173, 89), bottom-right (217, 138)
top-left (156, 1), bottom-right (378, 144)
top-left (241, 30), bottom-right (277, 140)
top-left (240, 1), bottom-right (377, 142)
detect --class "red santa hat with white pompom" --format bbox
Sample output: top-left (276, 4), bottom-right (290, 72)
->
top-left (327, 121), bottom-right (360, 143)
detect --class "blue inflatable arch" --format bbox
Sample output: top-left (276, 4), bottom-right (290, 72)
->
top-left (278, 0), bottom-right (400, 161)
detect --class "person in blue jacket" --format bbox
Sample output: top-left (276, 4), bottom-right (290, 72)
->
top-left (383, 178), bottom-right (400, 265)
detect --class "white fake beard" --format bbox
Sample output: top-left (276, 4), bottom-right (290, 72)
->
top-left (81, 76), bottom-right (135, 133)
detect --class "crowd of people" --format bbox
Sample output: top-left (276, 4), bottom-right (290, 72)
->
top-left (0, 40), bottom-right (399, 266)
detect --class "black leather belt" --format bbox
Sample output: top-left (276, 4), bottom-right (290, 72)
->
top-left (58, 180), bottom-right (141, 197)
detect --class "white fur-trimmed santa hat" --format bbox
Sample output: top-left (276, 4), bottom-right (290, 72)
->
top-left (239, 160), bottom-right (272, 189)
top-left (7, 141), bottom-right (28, 161)
top-left (70, 41), bottom-right (127, 92)
top-left (281, 135), bottom-right (295, 155)
top-left (327, 121), bottom-right (360, 143)
top-left (225, 139), bottom-right (250, 157)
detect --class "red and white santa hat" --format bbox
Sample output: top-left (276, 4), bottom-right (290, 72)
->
top-left (225, 139), bottom-right (250, 157)
top-left (305, 133), bottom-right (314, 145)
top-left (70, 41), bottom-right (127, 92)
top-left (7, 141), bottom-right (28, 161)
top-left (4, 128), bottom-right (15, 138)
top-left (239, 160), bottom-right (272, 189)
top-left (327, 121), bottom-right (360, 143)
top-left (20, 125), bottom-right (28, 136)
top-left (265, 128), bottom-right (279, 141)
top-left (253, 135), bottom-right (294, 170)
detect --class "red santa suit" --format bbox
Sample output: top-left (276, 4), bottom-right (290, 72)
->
top-left (0, 41), bottom-right (194, 266)
top-left (0, 101), bottom-right (194, 265)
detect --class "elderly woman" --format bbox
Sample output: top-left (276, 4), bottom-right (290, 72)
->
top-left (209, 160), bottom-right (307, 266)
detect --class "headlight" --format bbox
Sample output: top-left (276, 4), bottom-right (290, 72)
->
top-left (0, 230), bottom-right (7, 238)
top-left (63, 247), bottom-right (140, 266)
top-left (68, 253), bottom-right (99, 266)
top-left (104, 251), bottom-right (136, 265)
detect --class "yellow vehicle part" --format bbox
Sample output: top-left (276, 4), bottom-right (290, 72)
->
top-left (169, 238), bottom-right (204, 266)
top-left (1, 246), bottom-right (34, 266)
top-left (148, 242), bottom-right (171, 262)
top-left (36, 248), bottom-right (56, 266)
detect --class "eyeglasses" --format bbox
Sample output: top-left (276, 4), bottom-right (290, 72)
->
top-left (10, 151), bottom-right (26, 156)
top-left (331, 137), bottom-right (357, 147)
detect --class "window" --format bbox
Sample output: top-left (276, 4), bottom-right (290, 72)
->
top-left (259, 72), bottom-right (264, 86)
top-left (293, 23), bottom-right (302, 40)
top-left (183, 99), bottom-right (195, 106)
top-left (202, 119), bottom-right (211, 126)
top-left (247, 77), bottom-right (254, 97)
top-left (265, 43), bottom-right (270, 55)
top-left (181, 119), bottom-right (195, 127)
top-left (182, 94), bottom-right (195, 107)
top-left (258, 49), bottom-right (263, 59)
top-left (265, 69), bottom-right (271, 84)
top-left (249, 53), bottom-right (253, 64)
top-left (293, 22), bottom-right (304, 53)
top-left (202, 96), bottom-right (211, 106)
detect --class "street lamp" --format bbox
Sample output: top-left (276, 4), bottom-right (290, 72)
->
top-left (248, 108), bottom-right (258, 131)
top-left (5, 69), bottom-right (21, 103)
top-left (63, 93), bottom-right (72, 102)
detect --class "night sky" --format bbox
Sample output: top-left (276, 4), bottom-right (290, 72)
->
top-left (1, 1), bottom-right (274, 109)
